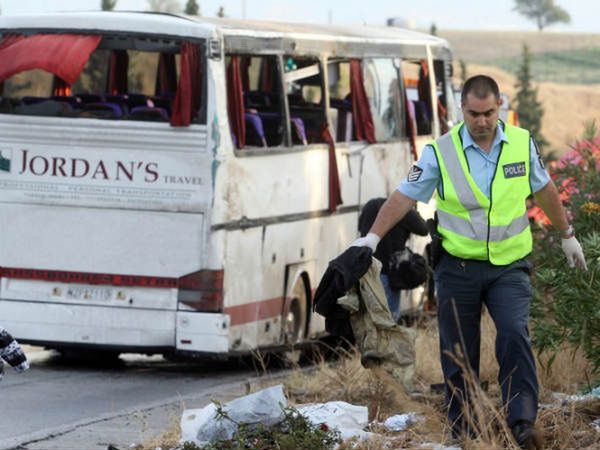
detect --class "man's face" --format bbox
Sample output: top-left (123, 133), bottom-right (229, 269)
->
top-left (461, 92), bottom-right (501, 141)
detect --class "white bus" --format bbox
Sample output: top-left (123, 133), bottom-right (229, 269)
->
top-left (0, 12), bottom-right (455, 358)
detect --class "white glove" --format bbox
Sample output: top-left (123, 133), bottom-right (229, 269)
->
top-left (351, 232), bottom-right (380, 252)
top-left (561, 236), bottom-right (587, 270)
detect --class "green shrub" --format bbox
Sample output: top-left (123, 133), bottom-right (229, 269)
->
top-left (530, 134), bottom-right (600, 371)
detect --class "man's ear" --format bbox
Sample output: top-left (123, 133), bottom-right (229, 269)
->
top-left (497, 97), bottom-right (503, 107)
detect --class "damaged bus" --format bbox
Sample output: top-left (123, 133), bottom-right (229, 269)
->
top-left (0, 12), bottom-right (455, 358)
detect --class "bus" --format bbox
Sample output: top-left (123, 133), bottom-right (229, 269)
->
top-left (0, 12), bottom-right (455, 358)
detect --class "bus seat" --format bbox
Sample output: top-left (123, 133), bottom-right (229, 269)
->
top-left (244, 112), bottom-right (267, 147)
top-left (290, 117), bottom-right (307, 145)
top-left (82, 102), bottom-right (123, 119)
top-left (329, 99), bottom-right (353, 142)
top-left (15, 99), bottom-right (73, 117)
top-left (412, 100), bottom-right (431, 135)
top-left (51, 95), bottom-right (83, 108)
top-left (77, 93), bottom-right (104, 103)
top-left (129, 106), bottom-right (169, 121)
top-left (22, 96), bottom-right (49, 105)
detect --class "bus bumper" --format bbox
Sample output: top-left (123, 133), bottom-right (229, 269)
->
top-left (0, 300), bottom-right (229, 354)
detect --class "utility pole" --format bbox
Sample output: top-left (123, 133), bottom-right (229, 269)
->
top-left (328, 9), bottom-right (333, 24)
top-left (241, 0), bottom-right (246, 19)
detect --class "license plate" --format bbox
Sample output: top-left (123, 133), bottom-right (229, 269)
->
top-left (65, 286), bottom-right (113, 301)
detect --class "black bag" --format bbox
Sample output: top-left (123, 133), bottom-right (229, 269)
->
top-left (387, 247), bottom-right (428, 290)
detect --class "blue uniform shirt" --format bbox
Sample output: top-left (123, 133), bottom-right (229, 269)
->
top-left (398, 123), bottom-right (551, 203)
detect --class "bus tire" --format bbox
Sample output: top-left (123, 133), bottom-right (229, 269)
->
top-left (280, 275), bottom-right (308, 365)
top-left (284, 276), bottom-right (308, 345)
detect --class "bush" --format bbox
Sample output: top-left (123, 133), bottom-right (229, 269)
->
top-left (529, 134), bottom-right (600, 372)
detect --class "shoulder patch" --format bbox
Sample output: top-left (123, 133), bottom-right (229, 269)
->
top-left (407, 165), bottom-right (423, 182)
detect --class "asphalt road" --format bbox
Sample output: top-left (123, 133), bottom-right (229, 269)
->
top-left (0, 347), bottom-right (261, 450)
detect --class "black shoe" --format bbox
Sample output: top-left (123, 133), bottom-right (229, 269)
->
top-left (511, 420), bottom-right (544, 450)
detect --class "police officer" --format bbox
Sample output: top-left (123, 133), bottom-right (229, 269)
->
top-left (352, 75), bottom-right (586, 449)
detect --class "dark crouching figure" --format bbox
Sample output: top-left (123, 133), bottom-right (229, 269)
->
top-left (358, 198), bottom-right (428, 322)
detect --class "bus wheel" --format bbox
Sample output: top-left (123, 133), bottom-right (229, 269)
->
top-left (284, 279), bottom-right (307, 345)
top-left (281, 277), bottom-right (308, 365)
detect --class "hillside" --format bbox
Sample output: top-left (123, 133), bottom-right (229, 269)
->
top-left (439, 30), bottom-right (600, 61)
top-left (440, 30), bottom-right (600, 156)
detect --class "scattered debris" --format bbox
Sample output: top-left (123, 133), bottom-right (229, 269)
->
top-left (181, 385), bottom-right (287, 446)
top-left (296, 401), bottom-right (372, 441)
top-left (382, 412), bottom-right (422, 432)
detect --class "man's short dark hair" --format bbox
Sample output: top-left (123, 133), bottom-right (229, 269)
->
top-left (461, 75), bottom-right (500, 104)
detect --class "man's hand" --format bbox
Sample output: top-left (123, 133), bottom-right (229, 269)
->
top-left (351, 232), bottom-right (380, 252)
top-left (561, 236), bottom-right (587, 270)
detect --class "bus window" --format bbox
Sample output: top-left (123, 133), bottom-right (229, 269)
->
top-left (225, 55), bottom-right (284, 148)
top-left (327, 59), bottom-right (355, 143)
top-left (284, 56), bottom-right (326, 145)
top-left (434, 59), bottom-right (452, 134)
top-left (0, 34), bottom-right (205, 125)
top-left (402, 60), bottom-right (433, 136)
top-left (363, 58), bottom-right (404, 142)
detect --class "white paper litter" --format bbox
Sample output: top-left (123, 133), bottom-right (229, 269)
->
top-left (383, 412), bottom-right (421, 431)
top-left (297, 401), bottom-right (373, 441)
top-left (180, 384), bottom-right (288, 446)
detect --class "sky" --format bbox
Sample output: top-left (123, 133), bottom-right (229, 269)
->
top-left (0, 0), bottom-right (598, 32)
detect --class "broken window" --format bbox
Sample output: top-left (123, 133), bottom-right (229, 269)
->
top-left (226, 55), bottom-right (284, 148)
top-left (363, 58), bottom-right (404, 141)
top-left (284, 56), bottom-right (326, 145)
top-left (402, 59), bottom-right (433, 136)
top-left (328, 59), bottom-right (354, 142)
top-left (0, 33), bottom-right (205, 126)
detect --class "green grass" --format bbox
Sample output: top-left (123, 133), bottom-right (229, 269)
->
top-left (485, 47), bottom-right (600, 84)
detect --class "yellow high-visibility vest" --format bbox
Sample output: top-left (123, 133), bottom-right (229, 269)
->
top-left (431, 122), bottom-right (532, 265)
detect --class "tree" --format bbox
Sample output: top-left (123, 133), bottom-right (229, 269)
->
top-left (184, 0), bottom-right (200, 15)
top-left (514, 44), bottom-right (547, 149)
top-left (147, 0), bottom-right (181, 13)
top-left (513, 0), bottom-right (570, 31)
top-left (459, 60), bottom-right (467, 85)
top-left (216, 6), bottom-right (226, 18)
top-left (429, 22), bottom-right (437, 36)
top-left (101, 0), bottom-right (117, 10)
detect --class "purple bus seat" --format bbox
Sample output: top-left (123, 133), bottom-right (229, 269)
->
top-left (130, 106), bottom-right (169, 121)
top-left (244, 112), bottom-right (267, 147)
top-left (22, 96), bottom-right (49, 105)
top-left (290, 117), bottom-right (307, 145)
top-left (82, 102), bottom-right (123, 118)
top-left (77, 93), bottom-right (104, 103)
top-left (52, 95), bottom-right (83, 108)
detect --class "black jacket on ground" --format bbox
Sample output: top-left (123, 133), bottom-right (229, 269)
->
top-left (358, 198), bottom-right (428, 275)
top-left (313, 246), bottom-right (373, 339)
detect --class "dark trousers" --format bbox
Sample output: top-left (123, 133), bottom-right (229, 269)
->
top-left (434, 253), bottom-right (539, 436)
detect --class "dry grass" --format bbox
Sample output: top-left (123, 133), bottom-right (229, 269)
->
top-left (282, 312), bottom-right (600, 449)
top-left (144, 312), bottom-right (600, 449)
top-left (439, 30), bottom-right (600, 62)
top-left (454, 62), bottom-right (600, 157)
top-left (140, 416), bottom-right (181, 450)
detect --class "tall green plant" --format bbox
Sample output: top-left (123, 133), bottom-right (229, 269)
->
top-left (530, 135), bottom-right (600, 372)
top-left (513, 0), bottom-right (571, 30)
top-left (515, 44), bottom-right (547, 150)
top-left (185, 0), bottom-right (200, 15)
top-left (102, 0), bottom-right (117, 10)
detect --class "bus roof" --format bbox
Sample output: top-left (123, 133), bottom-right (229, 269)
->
top-left (0, 11), bottom-right (451, 57)
top-left (0, 11), bottom-right (214, 39)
